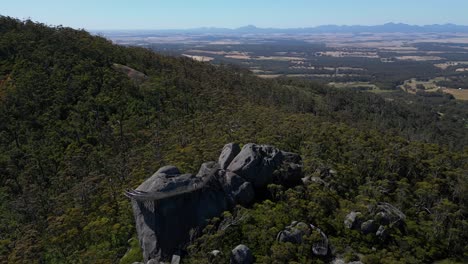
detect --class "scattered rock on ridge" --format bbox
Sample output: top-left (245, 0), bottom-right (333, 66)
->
top-left (125, 143), bottom-right (303, 262)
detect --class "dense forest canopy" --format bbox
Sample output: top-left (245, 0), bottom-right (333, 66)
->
top-left (0, 17), bottom-right (467, 263)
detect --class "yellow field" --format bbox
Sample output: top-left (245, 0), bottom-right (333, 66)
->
top-left (443, 88), bottom-right (468, 100)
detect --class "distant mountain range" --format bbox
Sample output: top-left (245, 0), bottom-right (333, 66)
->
top-left (97, 23), bottom-right (468, 35)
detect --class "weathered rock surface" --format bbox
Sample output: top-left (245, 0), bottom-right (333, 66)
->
top-left (344, 211), bottom-right (363, 230)
top-left (208, 249), bottom-right (223, 264)
top-left (128, 168), bottom-right (229, 262)
top-left (277, 221), bottom-right (329, 256)
top-left (219, 143), bottom-right (241, 169)
top-left (372, 202), bottom-right (406, 227)
top-left (126, 143), bottom-right (302, 263)
top-left (227, 143), bottom-right (284, 187)
top-left (277, 221), bottom-right (310, 244)
top-left (230, 244), bottom-right (253, 264)
top-left (361, 220), bottom-right (378, 235)
top-left (310, 224), bottom-right (329, 256)
top-left (344, 202), bottom-right (406, 238)
top-left (223, 172), bottom-right (255, 206)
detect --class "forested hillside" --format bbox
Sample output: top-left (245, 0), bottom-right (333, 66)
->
top-left (0, 17), bottom-right (466, 263)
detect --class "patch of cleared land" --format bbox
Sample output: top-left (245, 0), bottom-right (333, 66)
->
top-left (254, 56), bottom-right (306, 61)
top-left (435, 61), bottom-right (468, 69)
top-left (256, 74), bottom-right (283, 79)
top-left (400, 77), bottom-right (468, 100)
top-left (443, 88), bottom-right (468, 100)
top-left (395, 56), bottom-right (443, 61)
top-left (318, 51), bottom-right (379, 58)
top-left (186, 50), bottom-right (227, 55)
top-left (400, 78), bottom-right (443, 92)
top-left (329, 82), bottom-right (378, 89)
top-left (182, 54), bottom-right (214, 62)
top-left (225, 54), bottom-right (252, 60)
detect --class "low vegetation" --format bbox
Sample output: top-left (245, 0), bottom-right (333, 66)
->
top-left (0, 17), bottom-right (467, 263)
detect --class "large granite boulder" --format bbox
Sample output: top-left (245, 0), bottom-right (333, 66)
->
top-left (223, 172), bottom-right (255, 206)
top-left (127, 166), bottom-right (229, 262)
top-left (227, 143), bottom-right (302, 188)
top-left (230, 244), bottom-right (253, 264)
top-left (126, 143), bottom-right (303, 263)
top-left (219, 143), bottom-right (241, 169)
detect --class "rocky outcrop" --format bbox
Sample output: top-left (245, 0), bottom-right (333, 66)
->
top-left (344, 211), bottom-right (363, 230)
top-left (277, 221), bottom-right (330, 257)
top-left (125, 143), bottom-right (302, 263)
top-left (230, 244), bottom-right (254, 264)
top-left (344, 202), bottom-right (406, 238)
top-left (277, 221), bottom-right (311, 244)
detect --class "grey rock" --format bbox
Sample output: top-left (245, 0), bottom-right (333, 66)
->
top-left (234, 182), bottom-right (255, 206)
top-left (361, 220), bottom-right (378, 235)
top-left (227, 143), bottom-right (287, 188)
top-left (196, 161), bottom-right (219, 178)
top-left (126, 143), bottom-right (302, 263)
top-left (209, 250), bottom-right (223, 263)
top-left (171, 255), bottom-right (180, 264)
top-left (146, 260), bottom-right (159, 264)
top-left (310, 224), bottom-right (329, 256)
top-left (210, 249), bottom-right (222, 257)
top-left (376, 225), bottom-right (389, 240)
top-left (344, 211), bottom-right (363, 230)
top-left (156, 165), bottom-right (181, 176)
top-left (219, 143), bottom-right (241, 169)
top-left (277, 222), bottom-right (329, 256)
top-left (348, 262), bottom-right (364, 264)
top-left (230, 244), bottom-right (253, 264)
top-left (275, 151), bottom-right (303, 186)
top-left (223, 172), bottom-right (255, 206)
top-left (227, 144), bottom-right (263, 185)
top-left (331, 259), bottom-right (345, 264)
top-left (277, 221), bottom-right (310, 244)
top-left (129, 170), bottom-right (229, 262)
top-left (372, 202), bottom-right (406, 227)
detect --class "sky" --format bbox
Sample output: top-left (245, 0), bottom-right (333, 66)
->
top-left (2, 0), bottom-right (468, 30)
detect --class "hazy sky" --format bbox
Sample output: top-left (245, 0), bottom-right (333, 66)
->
top-left (2, 0), bottom-right (468, 30)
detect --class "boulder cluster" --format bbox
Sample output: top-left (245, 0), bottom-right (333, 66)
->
top-left (126, 143), bottom-right (302, 263)
top-left (277, 221), bottom-right (330, 256)
top-left (344, 202), bottom-right (406, 239)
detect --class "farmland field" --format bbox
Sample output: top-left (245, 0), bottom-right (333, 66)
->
top-left (101, 31), bottom-right (468, 99)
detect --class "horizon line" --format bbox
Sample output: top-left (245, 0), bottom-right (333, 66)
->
top-left (88, 22), bottom-right (468, 32)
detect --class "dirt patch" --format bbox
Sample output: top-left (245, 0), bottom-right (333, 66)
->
top-left (396, 56), bottom-right (443, 61)
top-left (112, 63), bottom-right (148, 83)
top-left (225, 54), bottom-right (251, 60)
top-left (182, 54), bottom-right (214, 62)
top-left (443, 88), bottom-right (468, 100)
top-left (318, 51), bottom-right (379, 58)
top-left (256, 74), bottom-right (283, 79)
top-left (254, 56), bottom-right (306, 61)
top-left (434, 61), bottom-right (468, 69)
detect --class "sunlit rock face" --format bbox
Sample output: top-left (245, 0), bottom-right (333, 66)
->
top-left (126, 143), bottom-right (303, 262)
